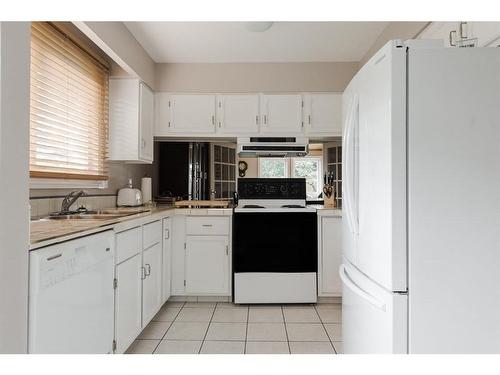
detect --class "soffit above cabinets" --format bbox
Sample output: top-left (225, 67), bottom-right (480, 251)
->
top-left (124, 21), bottom-right (389, 63)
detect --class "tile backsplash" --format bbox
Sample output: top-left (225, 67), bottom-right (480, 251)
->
top-left (30, 195), bottom-right (117, 218)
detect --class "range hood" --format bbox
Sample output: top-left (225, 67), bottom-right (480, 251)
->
top-left (237, 137), bottom-right (309, 157)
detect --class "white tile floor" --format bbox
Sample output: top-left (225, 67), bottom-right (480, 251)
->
top-left (125, 301), bottom-right (342, 354)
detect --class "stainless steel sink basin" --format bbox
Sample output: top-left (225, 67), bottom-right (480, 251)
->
top-left (92, 209), bottom-right (150, 215)
top-left (42, 209), bottom-right (150, 221)
top-left (45, 214), bottom-right (126, 220)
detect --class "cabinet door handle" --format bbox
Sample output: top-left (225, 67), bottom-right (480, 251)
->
top-left (264, 115), bottom-right (267, 125)
top-left (47, 253), bottom-right (62, 261)
top-left (164, 229), bottom-right (170, 239)
top-left (256, 115), bottom-right (259, 125)
top-left (145, 264), bottom-right (151, 276)
top-left (202, 224), bottom-right (213, 227)
top-left (226, 245), bottom-right (229, 255)
top-left (212, 115), bottom-right (215, 126)
top-left (141, 266), bottom-right (146, 280)
top-left (308, 115), bottom-right (311, 125)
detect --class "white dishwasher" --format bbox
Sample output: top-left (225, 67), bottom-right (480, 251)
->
top-left (29, 231), bottom-right (115, 353)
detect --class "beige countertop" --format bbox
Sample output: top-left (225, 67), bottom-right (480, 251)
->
top-left (30, 205), bottom-right (339, 251)
top-left (30, 206), bottom-right (233, 251)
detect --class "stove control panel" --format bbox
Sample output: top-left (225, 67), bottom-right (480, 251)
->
top-left (237, 178), bottom-right (306, 199)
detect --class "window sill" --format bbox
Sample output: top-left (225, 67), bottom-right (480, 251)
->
top-left (30, 178), bottom-right (108, 190)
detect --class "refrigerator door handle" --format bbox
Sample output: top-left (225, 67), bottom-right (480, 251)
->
top-left (343, 95), bottom-right (359, 235)
top-left (339, 264), bottom-right (386, 312)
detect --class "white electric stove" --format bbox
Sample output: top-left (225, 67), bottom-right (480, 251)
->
top-left (233, 178), bottom-right (318, 304)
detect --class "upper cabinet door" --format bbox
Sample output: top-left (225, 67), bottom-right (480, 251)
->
top-left (139, 83), bottom-right (154, 162)
top-left (155, 92), bottom-right (171, 137)
top-left (169, 95), bottom-right (216, 134)
top-left (304, 93), bottom-right (342, 135)
top-left (259, 94), bottom-right (303, 134)
top-left (216, 95), bottom-right (260, 134)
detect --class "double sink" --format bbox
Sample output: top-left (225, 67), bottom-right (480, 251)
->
top-left (41, 209), bottom-right (150, 221)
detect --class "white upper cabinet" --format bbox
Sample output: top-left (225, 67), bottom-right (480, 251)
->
top-left (155, 92), bottom-right (170, 136)
top-left (109, 78), bottom-right (154, 163)
top-left (259, 94), bottom-right (303, 134)
top-left (168, 94), bottom-right (216, 134)
top-left (216, 94), bottom-right (260, 134)
top-left (154, 92), bottom-right (343, 137)
top-left (304, 93), bottom-right (342, 135)
top-left (139, 83), bottom-right (154, 161)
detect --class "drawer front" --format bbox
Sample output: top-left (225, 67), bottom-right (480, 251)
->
top-left (186, 216), bottom-right (229, 236)
top-left (116, 227), bottom-right (142, 264)
top-left (143, 220), bottom-right (162, 249)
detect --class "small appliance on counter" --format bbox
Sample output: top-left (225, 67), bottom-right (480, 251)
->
top-left (141, 176), bottom-right (152, 205)
top-left (117, 178), bottom-right (143, 207)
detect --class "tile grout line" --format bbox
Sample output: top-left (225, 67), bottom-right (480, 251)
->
top-left (197, 303), bottom-right (217, 354)
top-left (313, 305), bottom-right (337, 354)
top-left (280, 305), bottom-right (291, 354)
top-left (152, 301), bottom-right (185, 354)
top-left (244, 305), bottom-right (250, 354)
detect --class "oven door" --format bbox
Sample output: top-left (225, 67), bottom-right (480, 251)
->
top-left (233, 211), bottom-right (318, 303)
top-left (233, 211), bottom-right (317, 273)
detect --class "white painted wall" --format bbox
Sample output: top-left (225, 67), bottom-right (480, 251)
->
top-left (0, 22), bottom-right (30, 353)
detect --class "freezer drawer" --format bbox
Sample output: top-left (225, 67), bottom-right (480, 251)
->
top-left (340, 260), bottom-right (407, 354)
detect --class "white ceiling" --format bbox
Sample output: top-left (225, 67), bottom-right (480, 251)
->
top-left (124, 22), bottom-right (389, 63)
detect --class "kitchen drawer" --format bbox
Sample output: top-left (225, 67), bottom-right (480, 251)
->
top-left (186, 216), bottom-right (229, 236)
top-left (143, 220), bottom-right (162, 249)
top-left (116, 226), bottom-right (142, 264)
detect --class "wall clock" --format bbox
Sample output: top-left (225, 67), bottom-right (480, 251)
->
top-left (238, 161), bottom-right (248, 177)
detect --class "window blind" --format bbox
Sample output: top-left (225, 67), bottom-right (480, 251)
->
top-left (30, 22), bottom-right (109, 180)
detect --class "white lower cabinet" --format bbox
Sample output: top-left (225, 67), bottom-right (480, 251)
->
top-left (142, 242), bottom-right (163, 325)
top-left (170, 215), bottom-right (232, 297)
top-left (162, 217), bottom-right (172, 303)
top-left (318, 215), bottom-right (343, 297)
top-left (115, 253), bottom-right (142, 354)
top-left (113, 219), bottom-right (166, 353)
top-left (185, 235), bottom-right (230, 295)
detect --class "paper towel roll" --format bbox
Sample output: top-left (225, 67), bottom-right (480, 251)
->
top-left (141, 177), bottom-right (152, 204)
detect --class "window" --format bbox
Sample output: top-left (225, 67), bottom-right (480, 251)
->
top-left (213, 144), bottom-right (236, 199)
top-left (291, 157), bottom-right (322, 199)
top-left (258, 156), bottom-right (323, 199)
top-left (258, 158), bottom-right (289, 178)
top-left (30, 22), bottom-right (109, 181)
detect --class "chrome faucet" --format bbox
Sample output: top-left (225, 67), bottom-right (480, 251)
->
top-left (61, 190), bottom-right (87, 213)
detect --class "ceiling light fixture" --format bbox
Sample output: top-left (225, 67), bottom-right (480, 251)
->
top-left (245, 22), bottom-right (274, 32)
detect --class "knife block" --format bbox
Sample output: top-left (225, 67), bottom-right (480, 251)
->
top-left (324, 194), bottom-right (337, 208)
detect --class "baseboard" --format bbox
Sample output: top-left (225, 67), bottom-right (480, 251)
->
top-left (317, 296), bottom-right (342, 304)
top-left (169, 295), bottom-right (232, 302)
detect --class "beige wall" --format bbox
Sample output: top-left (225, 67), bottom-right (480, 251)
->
top-left (237, 148), bottom-right (324, 179)
top-left (155, 62), bottom-right (358, 93)
top-left (359, 22), bottom-right (430, 66)
top-left (30, 162), bottom-right (153, 198)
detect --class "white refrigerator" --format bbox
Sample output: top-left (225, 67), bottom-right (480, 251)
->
top-left (341, 39), bottom-right (500, 354)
